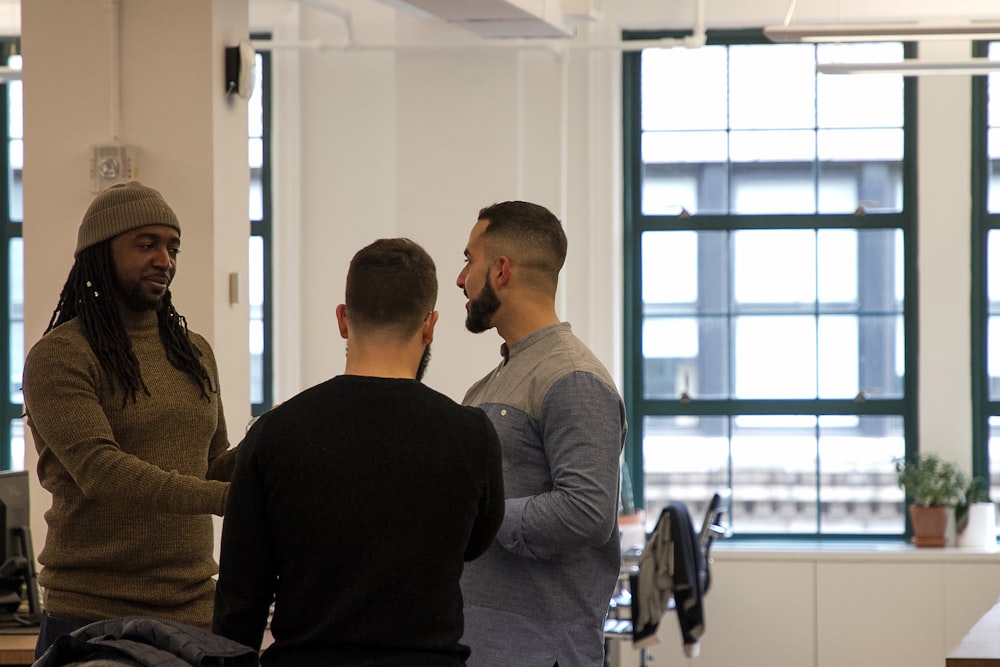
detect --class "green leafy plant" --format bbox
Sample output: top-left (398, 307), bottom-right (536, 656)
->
top-left (894, 454), bottom-right (968, 508)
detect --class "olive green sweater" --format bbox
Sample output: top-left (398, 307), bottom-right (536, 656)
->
top-left (22, 309), bottom-right (236, 626)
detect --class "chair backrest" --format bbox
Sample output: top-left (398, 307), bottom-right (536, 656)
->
top-left (698, 488), bottom-right (732, 556)
top-left (696, 489), bottom-right (732, 595)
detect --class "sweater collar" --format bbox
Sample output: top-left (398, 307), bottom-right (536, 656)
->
top-left (117, 305), bottom-right (160, 333)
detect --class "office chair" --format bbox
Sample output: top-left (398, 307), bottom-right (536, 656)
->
top-left (604, 490), bottom-right (732, 667)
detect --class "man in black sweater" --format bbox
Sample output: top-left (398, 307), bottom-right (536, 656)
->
top-left (213, 238), bottom-right (505, 666)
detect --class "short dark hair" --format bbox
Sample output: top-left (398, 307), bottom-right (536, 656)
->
top-left (345, 238), bottom-right (437, 339)
top-left (477, 201), bottom-right (567, 289)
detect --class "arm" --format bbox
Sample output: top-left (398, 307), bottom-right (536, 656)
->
top-left (205, 390), bottom-right (239, 483)
top-left (23, 332), bottom-right (229, 516)
top-left (194, 335), bottom-right (239, 483)
top-left (496, 372), bottom-right (625, 559)
top-left (464, 412), bottom-right (505, 560)
top-left (213, 422), bottom-right (276, 650)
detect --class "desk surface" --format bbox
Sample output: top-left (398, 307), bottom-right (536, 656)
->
top-left (0, 631), bottom-right (36, 666)
top-left (948, 596), bottom-right (1000, 667)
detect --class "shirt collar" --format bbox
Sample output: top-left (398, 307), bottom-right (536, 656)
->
top-left (500, 322), bottom-right (571, 363)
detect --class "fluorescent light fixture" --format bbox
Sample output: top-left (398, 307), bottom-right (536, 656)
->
top-left (765, 21), bottom-right (1000, 43)
top-left (817, 59), bottom-right (1000, 76)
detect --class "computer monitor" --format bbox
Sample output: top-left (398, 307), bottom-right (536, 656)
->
top-left (0, 469), bottom-right (39, 618)
top-left (0, 471), bottom-right (30, 559)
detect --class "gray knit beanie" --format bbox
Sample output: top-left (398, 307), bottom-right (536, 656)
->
top-left (75, 181), bottom-right (181, 256)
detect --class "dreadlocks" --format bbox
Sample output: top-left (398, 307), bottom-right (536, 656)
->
top-left (45, 241), bottom-right (215, 406)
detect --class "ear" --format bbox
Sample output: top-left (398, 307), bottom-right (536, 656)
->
top-left (335, 304), bottom-right (349, 339)
top-left (494, 255), bottom-right (512, 288)
top-left (422, 310), bottom-right (439, 345)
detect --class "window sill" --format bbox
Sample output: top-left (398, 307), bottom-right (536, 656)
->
top-left (712, 540), bottom-right (1000, 562)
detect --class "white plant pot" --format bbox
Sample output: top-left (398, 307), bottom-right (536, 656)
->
top-left (957, 502), bottom-right (998, 550)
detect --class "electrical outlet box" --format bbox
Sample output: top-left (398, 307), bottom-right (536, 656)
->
top-left (90, 143), bottom-right (137, 193)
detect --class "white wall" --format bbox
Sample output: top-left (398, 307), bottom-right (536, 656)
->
top-left (257, 0), bottom-right (634, 402)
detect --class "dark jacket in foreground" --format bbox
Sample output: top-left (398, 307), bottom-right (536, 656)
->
top-left (632, 502), bottom-right (706, 654)
top-left (213, 375), bottom-right (505, 666)
top-left (32, 616), bottom-right (258, 666)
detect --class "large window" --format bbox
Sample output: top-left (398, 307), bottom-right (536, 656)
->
top-left (2, 43), bottom-right (21, 472)
top-left (974, 41), bottom-right (1000, 501)
top-left (624, 32), bottom-right (916, 537)
top-left (248, 40), bottom-right (273, 417)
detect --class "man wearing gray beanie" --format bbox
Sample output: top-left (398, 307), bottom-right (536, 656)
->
top-left (22, 181), bottom-right (239, 659)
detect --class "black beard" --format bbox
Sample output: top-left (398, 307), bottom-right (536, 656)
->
top-left (416, 344), bottom-right (431, 382)
top-left (465, 278), bottom-right (501, 333)
top-left (117, 283), bottom-right (166, 313)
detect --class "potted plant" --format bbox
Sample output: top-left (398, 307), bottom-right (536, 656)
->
top-left (894, 454), bottom-right (967, 547)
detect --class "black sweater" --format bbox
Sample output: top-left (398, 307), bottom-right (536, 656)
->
top-left (213, 376), bottom-right (505, 667)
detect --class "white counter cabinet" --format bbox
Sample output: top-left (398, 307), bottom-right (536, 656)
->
top-left (614, 543), bottom-right (1000, 667)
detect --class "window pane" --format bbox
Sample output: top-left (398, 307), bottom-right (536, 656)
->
top-left (250, 169), bottom-right (263, 222)
top-left (248, 53), bottom-right (264, 138)
top-left (7, 55), bottom-right (21, 139)
top-left (991, 128), bottom-right (1000, 214)
top-left (988, 230), bottom-right (1000, 400)
top-left (819, 415), bottom-right (904, 534)
top-left (641, 42), bottom-right (904, 216)
top-left (731, 129), bottom-right (816, 162)
top-left (642, 161), bottom-right (724, 215)
top-left (989, 417), bottom-right (1000, 505)
top-left (858, 315), bottom-right (904, 398)
top-left (987, 318), bottom-right (1000, 400)
top-left (643, 414), bottom-right (904, 536)
top-left (643, 130), bottom-right (727, 164)
top-left (249, 236), bottom-right (264, 405)
top-left (816, 43), bottom-right (904, 128)
top-left (732, 415), bottom-right (817, 534)
top-left (734, 316), bottom-right (816, 398)
top-left (728, 44), bottom-right (816, 129)
top-left (817, 315), bottom-right (858, 398)
top-left (734, 230), bottom-right (815, 304)
top-left (641, 230), bottom-right (698, 304)
top-left (817, 229), bottom-right (857, 304)
top-left (643, 316), bottom-right (728, 399)
top-left (642, 47), bottom-right (728, 131)
top-left (250, 319), bottom-right (264, 406)
top-left (991, 43), bottom-right (1000, 213)
top-left (731, 163), bottom-right (816, 214)
top-left (641, 230), bottom-right (729, 399)
top-left (8, 419), bottom-right (21, 472)
top-left (8, 55), bottom-right (21, 224)
top-left (642, 415), bottom-right (730, 530)
top-left (9, 238), bottom-right (21, 405)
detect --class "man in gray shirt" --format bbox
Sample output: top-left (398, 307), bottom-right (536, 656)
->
top-left (457, 201), bottom-right (628, 666)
